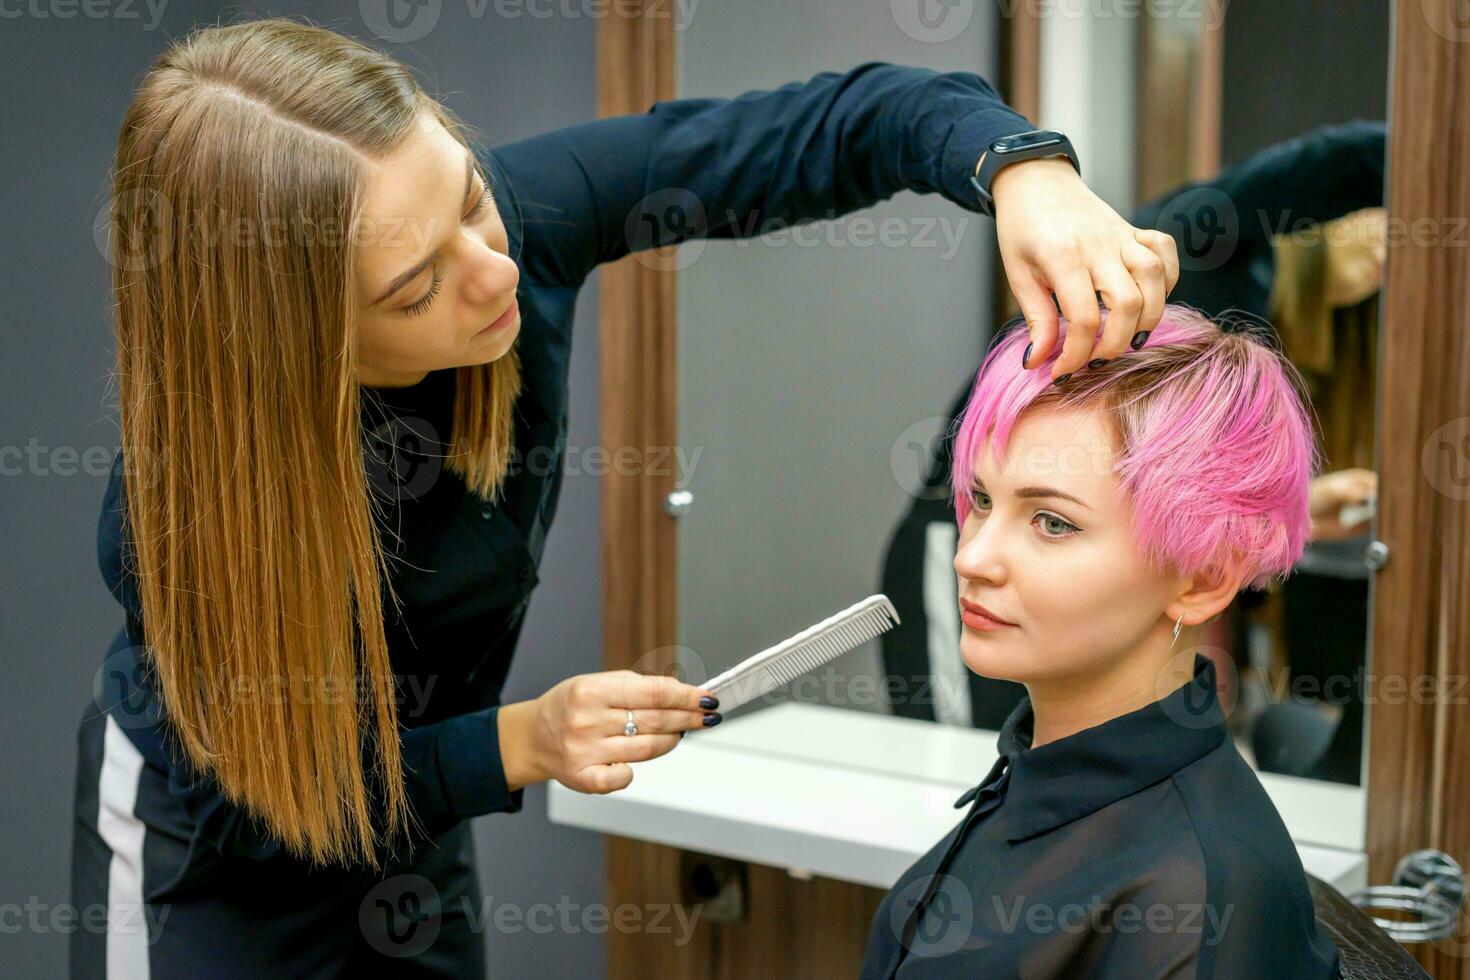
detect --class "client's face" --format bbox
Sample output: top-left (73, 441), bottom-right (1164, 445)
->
top-left (953, 405), bottom-right (1184, 685)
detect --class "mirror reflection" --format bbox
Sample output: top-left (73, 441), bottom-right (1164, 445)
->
top-left (675, 1), bottom-right (1390, 790)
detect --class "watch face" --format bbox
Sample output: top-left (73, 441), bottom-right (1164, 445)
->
top-left (995, 132), bottom-right (1065, 154)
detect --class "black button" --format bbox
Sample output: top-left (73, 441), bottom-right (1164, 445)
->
top-left (519, 562), bottom-right (533, 581)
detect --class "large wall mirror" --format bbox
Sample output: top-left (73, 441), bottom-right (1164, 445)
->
top-left (670, 0), bottom-right (1390, 819)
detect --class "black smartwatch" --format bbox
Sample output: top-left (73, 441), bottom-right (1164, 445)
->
top-left (969, 130), bottom-right (1081, 218)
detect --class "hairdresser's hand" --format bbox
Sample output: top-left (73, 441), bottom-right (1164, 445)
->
top-left (497, 671), bottom-right (719, 794)
top-left (992, 157), bottom-right (1181, 382)
top-left (1308, 468), bottom-right (1378, 541)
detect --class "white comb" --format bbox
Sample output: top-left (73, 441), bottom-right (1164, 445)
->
top-left (704, 594), bottom-right (901, 712)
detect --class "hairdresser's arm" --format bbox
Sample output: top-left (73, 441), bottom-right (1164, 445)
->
top-left (489, 62), bottom-right (1177, 378)
top-left (1145, 120), bottom-right (1386, 249)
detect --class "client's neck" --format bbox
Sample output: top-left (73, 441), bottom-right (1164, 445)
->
top-left (1024, 637), bottom-right (1193, 748)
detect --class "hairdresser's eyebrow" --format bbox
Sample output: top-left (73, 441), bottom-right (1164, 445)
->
top-left (371, 149), bottom-right (477, 307)
top-left (972, 477), bottom-right (1095, 513)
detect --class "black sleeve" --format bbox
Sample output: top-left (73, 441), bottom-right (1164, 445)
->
top-left (487, 61), bottom-right (1035, 289)
top-left (1134, 119), bottom-right (1386, 250)
top-left (96, 462), bottom-right (523, 866)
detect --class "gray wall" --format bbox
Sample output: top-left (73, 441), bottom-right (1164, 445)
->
top-left (1, 5), bottom-right (605, 977)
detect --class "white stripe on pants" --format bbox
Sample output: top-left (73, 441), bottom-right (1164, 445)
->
top-left (97, 714), bottom-right (149, 979)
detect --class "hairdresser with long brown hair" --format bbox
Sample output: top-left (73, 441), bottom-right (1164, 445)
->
top-left (70, 17), bottom-right (1177, 978)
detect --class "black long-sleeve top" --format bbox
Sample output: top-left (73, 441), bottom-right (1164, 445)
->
top-left (93, 63), bottom-right (1035, 885)
top-left (859, 654), bottom-right (1341, 978)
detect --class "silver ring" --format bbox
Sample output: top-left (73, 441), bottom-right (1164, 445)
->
top-left (623, 709), bottom-right (638, 737)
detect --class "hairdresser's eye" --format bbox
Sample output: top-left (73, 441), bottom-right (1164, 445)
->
top-left (1035, 512), bottom-right (1081, 540)
top-left (396, 181), bottom-right (494, 318)
top-left (467, 184), bottom-right (494, 221)
top-left (401, 268), bottom-right (442, 317)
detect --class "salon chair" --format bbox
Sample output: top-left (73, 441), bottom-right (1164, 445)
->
top-left (1308, 874), bottom-right (1431, 979)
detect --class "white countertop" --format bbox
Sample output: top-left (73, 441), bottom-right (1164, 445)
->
top-left (549, 702), bottom-right (1369, 896)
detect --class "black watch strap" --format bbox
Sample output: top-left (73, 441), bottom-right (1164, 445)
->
top-left (969, 130), bottom-right (1081, 218)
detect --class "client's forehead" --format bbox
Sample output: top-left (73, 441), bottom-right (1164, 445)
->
top-left (974, 406), bottom-right (1118, 498)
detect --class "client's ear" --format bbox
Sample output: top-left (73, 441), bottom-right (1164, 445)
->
top-left (1171, 563), bottom-right (1246, 628)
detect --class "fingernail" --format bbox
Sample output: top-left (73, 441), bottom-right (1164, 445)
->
top-left (1087, 358), bottom-right (1108, 369)
top-left (699, 696), bottom-right (719, 710)
top-left (1130, 330), bottom-right (1151, 350)
top-left (702, 712), bottom-right (723, 728)
top-left (1053, 373), bottom-right (1072, 386)
top-left (1021, 341), bottom-right (1033, 369)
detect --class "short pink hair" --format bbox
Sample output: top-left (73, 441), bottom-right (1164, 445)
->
top-left (950, 304), bottom-right (1322, 592)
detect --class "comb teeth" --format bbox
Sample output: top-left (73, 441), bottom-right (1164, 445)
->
top-left (707, 595), bottom-right (901, 711)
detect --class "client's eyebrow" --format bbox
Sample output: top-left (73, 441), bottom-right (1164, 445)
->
top-left (972, 478), bottom-right (1094, 513)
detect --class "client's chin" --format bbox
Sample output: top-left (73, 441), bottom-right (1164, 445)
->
top-left (959, 630), bottom-right (1029, 684)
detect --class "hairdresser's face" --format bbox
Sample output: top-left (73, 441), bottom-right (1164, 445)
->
top-left (354, 113), bottom-right (520, 388)
top-left (953, 406), bottom-right (1184, 685)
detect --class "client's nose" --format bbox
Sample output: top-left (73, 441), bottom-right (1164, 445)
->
top-left (954, 521), bottom-right (1007, 586)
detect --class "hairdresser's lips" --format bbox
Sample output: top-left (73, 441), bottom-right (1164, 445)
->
top-left (475, 300), bottom-right (519, 337)
top-left (960, 598), bottom-right (1017, 631)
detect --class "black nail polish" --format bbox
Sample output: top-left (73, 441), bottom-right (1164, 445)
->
top-left (678, 731), bottom-right (686, 740)
top-left (1021, 341), bottom-right (1033, 369)
top-left (699, 696), bottom-right (719, 710)
top-left (702, 712), bottom-right (723, 728)
top-left (1130, 330), bottom-right (1151, 350)
top-left (1087, 358), bottom-right (1108, 369)
top-left (1053, 373), bottom-right (1072, 386)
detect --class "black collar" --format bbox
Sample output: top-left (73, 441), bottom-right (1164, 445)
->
top-left (953, 653), bottom-right (1228, 842)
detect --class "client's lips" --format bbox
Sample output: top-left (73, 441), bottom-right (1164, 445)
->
top-left (960, 598), bottom-right (1017, 628)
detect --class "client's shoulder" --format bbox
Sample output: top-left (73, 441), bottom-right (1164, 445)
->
top-left (1165, 738), bottom-right (1328, 932)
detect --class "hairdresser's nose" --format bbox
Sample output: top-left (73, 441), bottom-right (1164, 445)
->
top-left (953, 517), bottom-right (1009, 588)
top-left (460, 235), bottom-right (519, 306)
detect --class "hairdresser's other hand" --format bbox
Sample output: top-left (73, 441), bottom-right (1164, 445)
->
top-left (992, 157), bottom-right (1180, 382)
top-left (1325, 207), bottom-right (1388, 309)
top-left (1308, 468), bottom-right (1378, 541)
top-left (497, 670), bottom-right (719, 795)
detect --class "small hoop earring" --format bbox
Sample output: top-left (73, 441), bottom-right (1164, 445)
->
top-left (1170, 612), bottom-right (1185, 650)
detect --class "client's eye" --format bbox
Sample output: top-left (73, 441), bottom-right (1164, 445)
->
top-left (968, 487), bottom-right (1080, 541)
top-left (1036, 513), bottom-right (1081, 539)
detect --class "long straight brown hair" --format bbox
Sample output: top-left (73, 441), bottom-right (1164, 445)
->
top-left (108, 17), bottom-right (522, 869)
